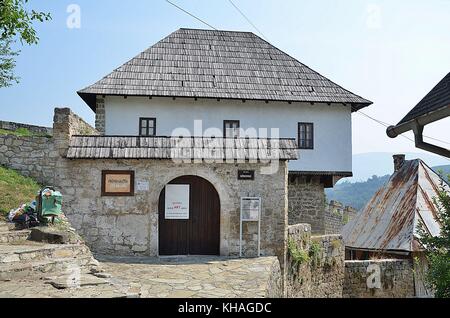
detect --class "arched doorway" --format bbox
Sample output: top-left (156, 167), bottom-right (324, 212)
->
top-left (158, 175), bottom-right (220, 256)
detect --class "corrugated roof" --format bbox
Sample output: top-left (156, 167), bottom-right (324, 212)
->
top-left (398, 72), bottom-right (450, 125)
top-left (66, 136), bottom-right (299, 161)
top-left (342, 159), bottom-right (448, 253)
top-left (78, 28), bottom-right (372, 111)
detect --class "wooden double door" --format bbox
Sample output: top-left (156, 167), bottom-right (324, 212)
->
top-left (158, 176), bottom-right (220, 255)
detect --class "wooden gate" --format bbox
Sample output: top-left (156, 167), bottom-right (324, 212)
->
top-left (158, 176), bottom-right (220, 255)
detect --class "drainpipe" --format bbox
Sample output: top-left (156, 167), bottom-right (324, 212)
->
top-left (386, 106), bottom-right (450, 158)
top-left (410, 122), bottom-right (450, 158)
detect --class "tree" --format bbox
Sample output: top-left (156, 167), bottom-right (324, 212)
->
top-left (0, 0), bottom-right (51, 87)
top-left (0, 39), bottom-right (18, 87)
top-left (418, 175), bottom-right (450, 298)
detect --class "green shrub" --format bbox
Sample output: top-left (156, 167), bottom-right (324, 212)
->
top-left (288, 238), bottom-right (310, 266)
top-left (309, 241), bottom-right (323, 268)
top-left (417, 176), bottom-right (450, 298)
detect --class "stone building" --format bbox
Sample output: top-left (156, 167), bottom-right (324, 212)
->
top-left (2, 28), bottom-right (371, 263)
top-left (52, 108), bottom-right (297, 261)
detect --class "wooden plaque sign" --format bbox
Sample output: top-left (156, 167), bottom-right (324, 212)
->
top-left (101, 170), bottom-right (135, 196)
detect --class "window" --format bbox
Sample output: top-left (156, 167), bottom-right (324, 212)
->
top-left (223, 120), bottom-right (240, 138)
top-left (298, 123), bottom-right (314, 149)
top-left (139, 118), bottom-right (156, 136)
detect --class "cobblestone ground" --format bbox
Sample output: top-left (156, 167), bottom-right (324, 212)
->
top-left (0, 256), bottom-right (279, 298)
top-left (97, 255), bottom-right (278, 298)
top-left (0, 277), bottom-right (130, 298)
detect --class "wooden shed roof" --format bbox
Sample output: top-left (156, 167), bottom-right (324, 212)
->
top-left (66, 136), bottom-right (299, 161)
top-left (78, 28), bottom-right (372, 111)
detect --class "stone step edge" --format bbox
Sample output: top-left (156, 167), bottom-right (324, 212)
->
top-left (0, 230), bottom-right (31, 236)
top-left (0, 244), bottom-right (92, 263)
top-left (0, 255), bottom-right (95, 275)
top-left (0, 230), bottom-right (32, 244)
top-left (0, 223), bottom-right (17, 231)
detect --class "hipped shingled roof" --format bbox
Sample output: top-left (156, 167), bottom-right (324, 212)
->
top-left (78, 28), bottom-right (372, 111)
top-left (342, 159), bottom-right (448, 253)
top-left (397, 72), bottom-right (450, 125)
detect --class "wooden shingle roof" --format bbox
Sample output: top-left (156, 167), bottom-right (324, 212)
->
top-left (397, 72), bottom-right (450, 125)
top-left (78, 28), bottom-right (372, 111)
top-left (66, 136), bottom-right (299, 161)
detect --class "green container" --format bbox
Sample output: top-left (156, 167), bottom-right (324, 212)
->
top-left (40, 191), bottom-right (63, 217)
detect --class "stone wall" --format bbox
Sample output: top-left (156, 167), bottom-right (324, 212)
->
top-left (0, 135), bottom-right (57, 185)
top-left (265, 256), bottom-right (283, 298)
top-left (95, 97), bottom-right (105, 135)
top-left (58, 159), bottom-right (288, 260)
top-left (324, 201), bottom-right (357, 235)
top-left (288, 177), bottom-right (326, 234)
top-left (0, 109), bottom-right (97, 186)
top-left (343, 259), bottom-right (415, 298)
top-left (0, 120), bottom-right (52, 136)
top-left (285, 224), bottom-right (345, 298)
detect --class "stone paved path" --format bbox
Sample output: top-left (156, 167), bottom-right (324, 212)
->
top-left (0, 276), bottom-right (131, 298)
top-left (97, 255), bottom-right (280, 298)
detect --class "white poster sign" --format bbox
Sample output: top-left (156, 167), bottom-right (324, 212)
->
top-left (241, 198), bottom-right (261, 221)
top-left (136, 180), bottom-right (150, 192)
top-left (165, 184), bottom-right (190, 220)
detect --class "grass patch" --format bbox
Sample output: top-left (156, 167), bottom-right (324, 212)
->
top-left (0, 128), bottom-right (51, 138)
top-left (0, 166), bottom-right (41, 218)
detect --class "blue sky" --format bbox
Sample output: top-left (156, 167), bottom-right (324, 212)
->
top-left (0, 0), bottom-right (449, 162)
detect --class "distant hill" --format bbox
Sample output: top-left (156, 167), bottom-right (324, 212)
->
top-left (325, 175), bottom-right (390, 211)
top-left (326, 164), bottom-right (450, 211)
top-left (433, 165), bottom-right (450, 179)
top-left (350, 152), bottom-right (449, 182)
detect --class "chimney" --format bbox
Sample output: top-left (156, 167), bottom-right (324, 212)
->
top-left (393, 154), bottom-right (406, 172)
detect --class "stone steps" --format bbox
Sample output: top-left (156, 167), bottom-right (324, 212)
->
top-left (0, 243), bottom-right (91, 264)
top-left (0, 255), bottom-right (94, 280)
top-left (0, 222), bottom-right (14, 232)
top-left (0, 230), bottom-right (31, 244)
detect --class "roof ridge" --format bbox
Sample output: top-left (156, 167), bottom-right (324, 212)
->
top-left (178, 27), bottom-right (255, 34)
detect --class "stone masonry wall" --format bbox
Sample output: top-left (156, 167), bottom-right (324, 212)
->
top-left (0, 108), bottom-right (97, 186)
top-left (57, 159), bottom-right (288, 261)
top-left (0, 120), bottom-right (52, 136)
top-left (288, 177), bottom-right (357, 235)
top-left (95, 97), bottom-right (105, 135)
top-left (324, 201), bottom-right (357, 235)
top-left (288, 177), bottom-right (326, 234)
top-left (285, 224), bottom-right (345, 298)
top-left (0, 135), bottom-right (57, 185)
top-left (343, 259), bottom-right (415, 298)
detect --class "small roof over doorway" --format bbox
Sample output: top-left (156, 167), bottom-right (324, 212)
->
top-left (66, 136), bottom-right (299, 161)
